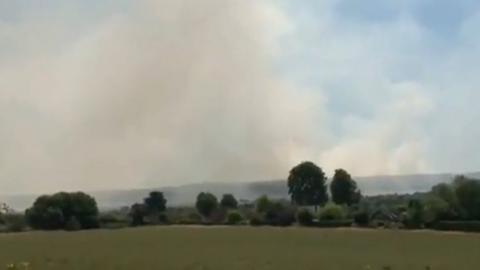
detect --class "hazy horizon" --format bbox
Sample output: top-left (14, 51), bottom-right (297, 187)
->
top-left (1, 0), bottom-right (480, 194)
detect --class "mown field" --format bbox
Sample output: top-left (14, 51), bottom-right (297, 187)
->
top-left (0, 227), bottom-right (479, 270)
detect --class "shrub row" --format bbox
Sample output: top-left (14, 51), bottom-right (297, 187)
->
top-left (433, 221), bottom-right (480, 232)
top-left (313, 220), bottom-right (353, 228)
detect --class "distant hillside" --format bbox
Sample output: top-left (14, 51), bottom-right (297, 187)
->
top-left (2, 172), bottom-right (479, 210)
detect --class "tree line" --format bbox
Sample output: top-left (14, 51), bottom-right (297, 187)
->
top-left (1, 161), bottom-right (480, 232)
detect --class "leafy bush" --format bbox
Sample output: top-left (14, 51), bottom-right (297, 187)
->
top-left (255, 195), bottom-right (273, 213)
top-left (226, 211), bottom-right (243, 225)
top-left (101, 222), bottom-right (130, 230)
top-left (319, 203), bottom-right (346, 221)
top-left (144, 213), bottom-right (169, 225)
top-left (423, 195), bottom-right (451, 224)
top-left (26, 206), bottom-right (64, 230)
top-left (129, 203), bottom-right (147, 226)
top-left (158, 213), bottom-right (168, 224)
top-left (264, 203), bottom-right (295, 226)
top-left (98, 212), bottom-right (130, 229)
top-left (252, 196), bottom-right (296, 226)
top-left (314, 220), bottom-right (353, 228)
top-left (297, 209), bottom-right (314, 226)
top-left (353, 211), bottom-right (370, 227)
top-left (249, 213), bottom-right (264, 226)
top-left (166, 207), bottom-right (203, 225)
top-left (208, 208), bottom-right (227, 225)
top-left (3, 214), bottom-right (27, 233)
top-left (178, 212), bottom-right (203, 225)
top-left (99, 213), bottom-right (120, 224)
top-left (403, 199), bottom-right (425, 229)
top-left (434, 221), bottom-right (480, 232)
top-left (26, 192), bottom-right (99, 230)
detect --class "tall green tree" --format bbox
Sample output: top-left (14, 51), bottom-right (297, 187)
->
top-left (220, 194), bottom-right (238, 209)
top-left (195, 192), bottom-right (218, 219)
top-left (330, 169), bottom-right (361, 206)
top-left (144, 191), bottom-right (167, 213)
top-left (287, 161), bottom-right (328, 209)
top-left (454, 177), bottom-right (480, 220)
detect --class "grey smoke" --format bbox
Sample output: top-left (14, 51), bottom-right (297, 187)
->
top-left (0, 0), bottom-right (457, 195)
top-left (0, 0), bottom-right (323, 193)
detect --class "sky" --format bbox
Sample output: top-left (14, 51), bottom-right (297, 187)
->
top-left (0, 0), bottom-right (479, 193)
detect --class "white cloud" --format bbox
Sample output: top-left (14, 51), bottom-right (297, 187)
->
top-left (280, 0), bottom-right (480, 176)
top-left (319, 84), bottom-right (433, 176)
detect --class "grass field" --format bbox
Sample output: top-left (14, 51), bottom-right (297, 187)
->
top-left (0, 227), bottom-right (479, 270)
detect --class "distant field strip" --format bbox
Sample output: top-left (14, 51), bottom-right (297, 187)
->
top-left (0, 227), bottom-right (479, 270)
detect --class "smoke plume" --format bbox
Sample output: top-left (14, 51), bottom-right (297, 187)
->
top-left (0, 0), bottom-right (324, 193)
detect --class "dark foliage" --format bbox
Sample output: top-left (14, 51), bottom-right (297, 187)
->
top-left (297, 209), bottom-right (314, 226)
top-left (330, 169), bottom-right (361, 206)
top-left (226, 211), bottom-right (243, 225)
top-left (2, 214), bottom-right (27, 232)
top-left (98, 211), bottom-right (130, 229)
top-left (319, 203), bottom-right (346, 221)
top-left (313, 220), bottom-right (353, 228)
top-left (128, 191), bottom-right (168, 226)
top-left (129, 203), bottom-right (147, 226)
top-left (454, 176), bottom-right (480, 220)
top-left (260, 199), bottom-right (296, 226)
top-left (220, 194), bottom-right (238, 209)
top-left (26, 192), bottom-right (99, 230)
top-left (353, 211), bottom-right (370, 227)
top-left (403, 199), bottom-right (425, 229)
top-left (144, 191), bottom-right (167, 213)
top-left (255, 195), bottom-right (273, 213)
top-left (288, 161), bottom-right (328, 208)
top-left (434, 221), bottom-right (480, 232)
top-left (249, 213), bottom-right (265, 226)
top-left (195, 192), bottom-right (219, 219)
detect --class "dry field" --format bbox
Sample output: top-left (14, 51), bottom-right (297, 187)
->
top-left (0, 226), bottom-right (479, 270)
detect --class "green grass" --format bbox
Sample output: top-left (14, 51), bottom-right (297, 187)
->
top-left (0, 227), bottom-right (479, 270)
